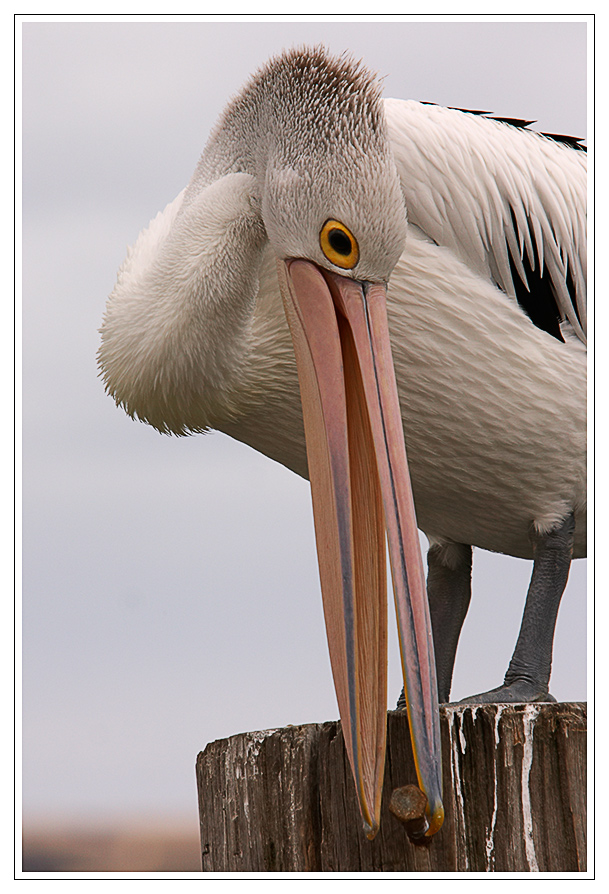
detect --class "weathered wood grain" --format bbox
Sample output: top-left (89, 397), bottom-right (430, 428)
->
top-left (196, 702), bottom-right (586, 872)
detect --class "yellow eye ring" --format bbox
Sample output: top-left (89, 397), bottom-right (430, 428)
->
top-left (319, 219), bottom-right (359, 269)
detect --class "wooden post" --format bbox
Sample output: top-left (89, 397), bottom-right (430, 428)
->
top-left (196, 702), bottom-right (586, 872)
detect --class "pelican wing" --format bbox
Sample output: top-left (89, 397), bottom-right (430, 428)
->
top-left (385, 99), bottom-right (587, 343)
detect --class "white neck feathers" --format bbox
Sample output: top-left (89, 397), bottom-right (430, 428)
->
top-left (98, 172), bottom-right (265, 434)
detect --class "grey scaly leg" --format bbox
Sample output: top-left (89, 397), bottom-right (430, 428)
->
top-left (459, 512), bottom-right (575, 704)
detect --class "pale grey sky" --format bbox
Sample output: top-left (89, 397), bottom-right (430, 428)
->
top-left (22, 18), bottom-right (588, 827)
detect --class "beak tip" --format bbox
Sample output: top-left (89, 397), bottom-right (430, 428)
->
top-left (364, 820), bottom-right (379, 841)
top-left (426, 803), bottom-right (445, 837)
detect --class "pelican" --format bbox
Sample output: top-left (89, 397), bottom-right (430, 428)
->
top-left (98, 47), bottom-right (586, 839)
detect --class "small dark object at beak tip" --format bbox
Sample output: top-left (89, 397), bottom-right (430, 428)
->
top-left (389, 784), bottom-right (432, 845)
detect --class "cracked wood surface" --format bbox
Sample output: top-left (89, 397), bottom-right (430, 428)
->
top-left (196, 703), bottom-right (586, 872)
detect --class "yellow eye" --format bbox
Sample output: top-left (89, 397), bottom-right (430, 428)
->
top-left (319, 219), bottom-right (359, 269)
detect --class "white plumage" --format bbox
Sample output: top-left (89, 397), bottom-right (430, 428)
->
top-left (100, 67), bottom-right (586, 561)
top-left (385, 100), bottom-right (586, 340)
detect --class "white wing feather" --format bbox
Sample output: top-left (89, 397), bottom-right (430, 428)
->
top-left (384, 99), bottom-right (587, 343)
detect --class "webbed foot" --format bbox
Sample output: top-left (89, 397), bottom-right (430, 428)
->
top-left (456, 679), bottom-right (557, 705)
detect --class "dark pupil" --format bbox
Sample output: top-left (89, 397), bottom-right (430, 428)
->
top-left (328, 228), bottom-right (352, 256)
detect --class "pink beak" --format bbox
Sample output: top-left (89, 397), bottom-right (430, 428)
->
top-left (278, 259), bottom-right (444, 839)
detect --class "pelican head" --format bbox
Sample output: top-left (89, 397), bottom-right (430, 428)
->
top-left (199, 47), bottom-right (408, 280)
top-left (99, 46), bottom-right (443, 839)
